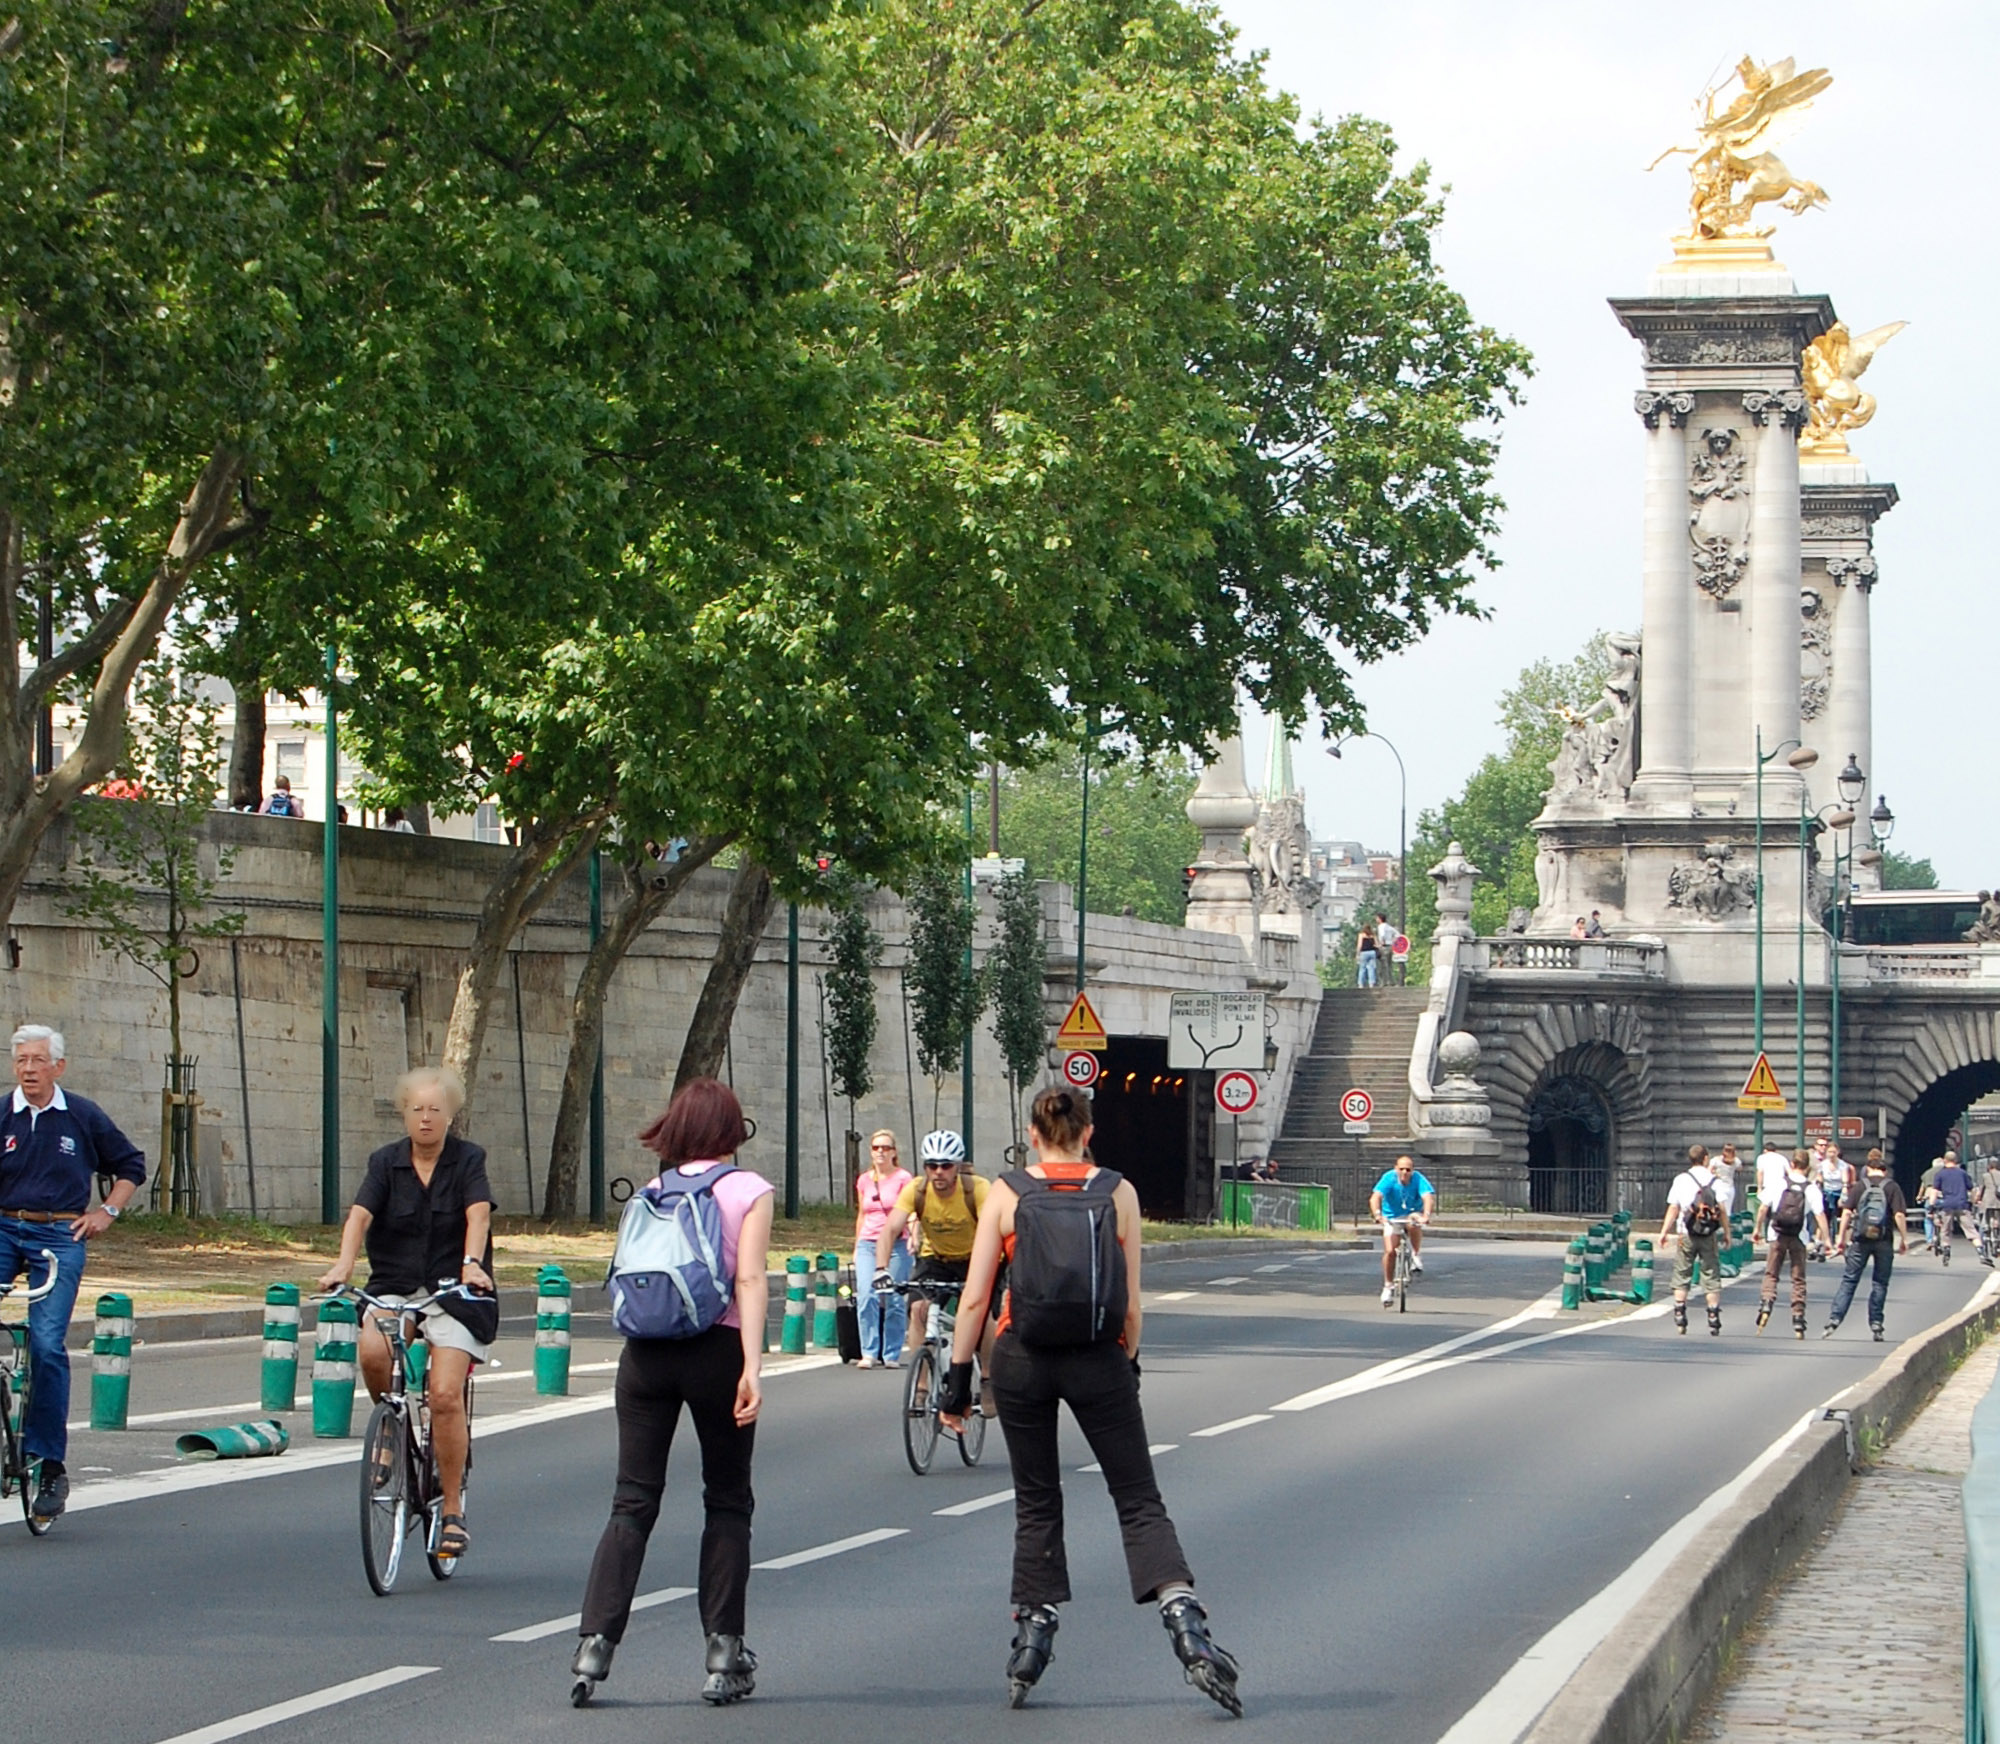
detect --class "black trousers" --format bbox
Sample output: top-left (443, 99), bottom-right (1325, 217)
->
top-left (988, 1331), bottom-right (1193, 1608)
top-left (580, 1325), bottom-right (756, 1640)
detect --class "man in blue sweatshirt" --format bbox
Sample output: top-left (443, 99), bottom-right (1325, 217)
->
top-left (0, 1025), bottom-right (145, 1521)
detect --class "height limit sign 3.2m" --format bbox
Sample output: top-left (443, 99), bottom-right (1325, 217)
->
top-left (1215, 1071), bottom-right (1259, 1117)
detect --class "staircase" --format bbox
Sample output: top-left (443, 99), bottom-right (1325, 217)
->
top-left (1270, 987), bottom-right (1429, 1185)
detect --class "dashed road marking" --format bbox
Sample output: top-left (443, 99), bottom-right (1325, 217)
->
top-left (754, 1527), bottom-right (908, 1570)
top-left (1255, 1264), bottom-right (1290, 1273)
top-left (1206, 1277), bottom-right (1249, 1286)
top-left (1080, 1443), bottom-right (1176, 1474)
top-left (1190, 1413), bottom-right (1273, 1438)
top-left (1150, 1291), bottom-right (1196, 1302)
top-left (151, 1665), bottom-right (438, 1744)
top-left (492, 1586), bottom-right (693, 1643)
top-left (933, 1490), bottom-right (1014, 1517)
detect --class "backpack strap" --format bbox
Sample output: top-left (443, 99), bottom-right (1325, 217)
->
top-left (1002, 1168), bottom-right (1044, 1198)
top-left (651, 1161), bottom-right (736, 1202)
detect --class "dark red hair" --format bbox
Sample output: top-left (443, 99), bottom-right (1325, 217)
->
top-left (639, 1077), bottom-right (748, 1164)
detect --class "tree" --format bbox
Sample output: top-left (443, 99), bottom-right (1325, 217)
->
top-left (60, 660), bottom-right (243, 1211)
top-left (906, 867), bottom-right (982, 1125)
top-left (998, 749), bottom-right (1199, 926)
top-left (1880, 850), bottom-right (1938, 892)
top-left (986, 868), bottom-right (1048, 1147)
top-left (824, 873), bottom-right (883, 1171)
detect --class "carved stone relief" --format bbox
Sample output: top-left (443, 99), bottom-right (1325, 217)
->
top-left (1544, 633), bottom-right (1640, 814)
top-left (1634, 389), bottom-right (1695, 429)
top-left (1742, 388), bottom-right (1809, 430)
top-left (1804, 512), bottom-right (1867, 538)
top-left (1688, 428), bottom-right (1749, 598)
top-left (1799, 587), bottom-right (1831, 721)
top-left (1645, 333), bottom-right (1799, 367)
top-left (1826, 555), bottom-right (1878, 593)
top-left (1666, 842), bottom-right (1758, 920)
top-left (1250, 792), bottom-right (1320, 917)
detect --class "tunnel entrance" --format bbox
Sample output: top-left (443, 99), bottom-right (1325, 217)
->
top-left (1894, 1061), bottom-right (2000, 1199)
top-left (1526, 1073), bottom-right (1613, 1217)
top-left (1087, 1037), bottom-right (1194, 1219)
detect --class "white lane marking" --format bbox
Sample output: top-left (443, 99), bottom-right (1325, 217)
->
top-left (754, 1527), bottom-right (907, 1570)
top-left (933, 1489), bottom-right (1015, 1517)
top-left (1150, 1291), bottom-right (1196, 1302)
top-left (1255, 1264), bottom-right (1290, 1273)
top-left (70, 1399), bottom-right (263, 1432)
top-left (22, 1353), bottom-right (842, 1522)
top-left (1431, 1411), bottom-right (1818, 1744)
top-left (1270, 1290), bottom-right (1564, 1413)
top-left (1190, 1413), bottom-right (1273, 1438)
top-left (1080, 1444), bottom-right (1176, 1474)
top-left (151, 1664), bottom-right (438, 1744)
top-left (1206, 1277), bottom-right (1249, 1286)
top-left (492, 1586), bottom-right (693, 1643)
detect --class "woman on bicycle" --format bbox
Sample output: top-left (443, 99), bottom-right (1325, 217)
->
top-left (319, 1066), bottom-right (497, 1561)
top-left (572, 1077), bottom-right (773, 1708)
top-left (940, 1085), bottom-right (1240, 1716)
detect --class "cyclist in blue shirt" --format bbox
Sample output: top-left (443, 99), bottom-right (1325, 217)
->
top-left (1370, 1156), bottom-right (1435, 1307)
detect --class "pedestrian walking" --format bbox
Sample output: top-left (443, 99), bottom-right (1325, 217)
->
top-left (1755, 1151), bottom-right (1830, 1338)
top-left (571, 1077), bottom-right (773, 1710)
top-left (259, 775), bottom-right (303, 817)
top-left (1356, 921), bottom-right (1378, 988)
top-left (1977, 1156), bottom-right (2000, 1262)
top-left (1661, 1144), bottom-right (1733, 1336)
top-left (1919, 1154), bottom-right (1944, 1250)
top-left (0, 1025), bottom-right (146, 1522)
top-left (852, 1129), bottom-right (912, 1367)
top-left (1816, 1143), bottom-right (1852, 1257)
top-left (1823, 1149), bottom-right (1909, 1341)
top-left (942, 1085), bottom-right (1241, 1716)
top-left (1749, 1137), bottom-right (1789, 1243)
top-left (1925, 1151), bottom-right (1975, 1264)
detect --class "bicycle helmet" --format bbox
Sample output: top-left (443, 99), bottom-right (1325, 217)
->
top-left (919, 1129), bottom-right (967, 1164)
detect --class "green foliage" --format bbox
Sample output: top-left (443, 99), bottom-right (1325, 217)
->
top-left (986, 869), bottom-right (1049, 1140)
top-left (1880, 850), bottom-right (1939, 892)
top-left (998, 749), bottom-right (1199, 926)
top-left (906, 866), bottom-right (983, 1122)
top-left (824, 875), bottom-right (882, 1114)
top-left (60, 663), bottom-right (245, 1061)
top-left (1401, 638), bottom-right (1615, 957)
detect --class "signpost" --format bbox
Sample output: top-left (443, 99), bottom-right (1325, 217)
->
top-left (1167, 991), bottom-right (1268, 1071)
top-left (1056, 990), bottom-right (1109, 1052)
top-left (1804, 1115), bottom-right (1866, 1142)
top-left (1214, 1072), bottom-right (1259, 1230)
top-left (1061, 1051), bottom-right (1100, 1090)
top-left (1390, 935), bottom-right (1410, 983)
top-left (1341, 1087), bottom-right (1373, 1135)
top-left (1736, 1051), bottom-right (1787, 1113)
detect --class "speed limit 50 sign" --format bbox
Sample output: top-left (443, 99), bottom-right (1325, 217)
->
top-left (1214, 1070), bottom-right (1259, 1117)
top-left (1061, 1051), bottom-right (1100, 1089)
top-left (1340, 1088), bottom-right (1373, 1124)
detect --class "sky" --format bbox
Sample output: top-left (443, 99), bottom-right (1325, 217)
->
top-left (1217, 0), bottom-right (1997, 886)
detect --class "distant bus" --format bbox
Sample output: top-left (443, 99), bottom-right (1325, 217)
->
top-left (1846, 890), bottom-right (1983, 948)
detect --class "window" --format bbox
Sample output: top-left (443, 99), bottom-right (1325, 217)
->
top-left (276, 741), bottom-right (307, 786)
top-left (474, 802), bottom-right (505, 844)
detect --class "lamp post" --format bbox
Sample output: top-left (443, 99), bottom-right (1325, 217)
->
top-left (588, 846), bottom-right (606, 1225)
top-left (1754, 728), bottom-right (1818, 1155)
top-left (321, 645), bottom-right (342, 1225)
top-left (1795, 789), bottom-right (1858, 1148)
top-left (1330, 732), bottom-right (1407, 936)
top-left (1075, 712), bottom-right (1114, 993)
top-left (1834, 792), bottom-right (1896, 1143)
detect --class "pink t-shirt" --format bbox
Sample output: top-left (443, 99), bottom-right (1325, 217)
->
top-left (666, 1162), bottom-right (775, 1329)
top-left (856, 1167), bottom-right (912, 1244)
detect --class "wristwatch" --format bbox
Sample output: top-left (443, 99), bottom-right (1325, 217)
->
top-left (103, 1203), bottom-right (122, 1220)
top-left (462, 1254), bottom-right (481, 1269)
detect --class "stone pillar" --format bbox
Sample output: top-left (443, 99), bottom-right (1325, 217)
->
top-left (1184, 730), bottom-right (1258, 949)
top-left (1825, 557), bottom-right (1874, 807)
top-left (1630, 391), bottom-right (1693, 807)
top-left (1743, 389), bottom-right (1808, 806)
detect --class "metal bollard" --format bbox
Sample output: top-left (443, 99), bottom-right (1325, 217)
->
top-left (312, 1297), bottom-right (358, 1438)
top-left (261, 1283), bottom-right (301, 1412)
top-left (1561, 1239), bottom-right (1584, 1311)
top-left (1631, 1239), bottom-right (1654, 1303)
top-left (781, 1255), bottom-right (809, 1354)
top-left (535, 1264), bottom-right (572, 1396)
top-left (811, 1251), bottom-right (839, 1350)
top-left (91, 1292), bottom-right (133, 1430)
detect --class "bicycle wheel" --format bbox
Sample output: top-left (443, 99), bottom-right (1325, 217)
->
top-left (903, 1347), bottom-right (941, 1475)
top-left (957, 1367), bottom-right (987, 1466)
top-left (1396, 1245), bottom-right (1411, 1314)
top-left (360, 1402), bottom-right (410, 1595)
top-left (427, 1378), bottom-right (471, 1581)
top-left (11, 1363), bottom-right (48, 1536)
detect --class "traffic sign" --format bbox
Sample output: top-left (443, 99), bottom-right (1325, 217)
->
top-left (1215, 1071), bottom-right (1260, 1117)
top-left (1061, 1051), bottom-right (1100, 1089)
top-left (1055, 990), bottom-right (1108, 1052)
top-left (1340, 1088), bottom-right (1374, 1124)
top-left (1166, 991), bottom-right (1267, 1069)
top-left (1736, 1051), bottom-right (1787, 1112)
top-left (1804, 1115), bottom-right (1866, 1141)
top-left (1391, 935), bottom-right (1410, 961)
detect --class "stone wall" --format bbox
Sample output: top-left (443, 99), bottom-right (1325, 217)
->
top-left (12, 812), bottom-right (1314, 1222)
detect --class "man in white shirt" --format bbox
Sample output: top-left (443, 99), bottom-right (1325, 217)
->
top-left (1660, 1144), bottom-right (1735, 1337)
top-left (1749, 1139), bottom-right (1790, 1243)
top-left (1756, 1153), bottom-right (1831, 1337)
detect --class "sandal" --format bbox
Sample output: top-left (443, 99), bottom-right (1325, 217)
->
top-left (437, 1514), bottom-right (470, 1558)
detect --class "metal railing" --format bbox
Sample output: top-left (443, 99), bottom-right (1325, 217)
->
top-left (1964, 1355), bottom-right (2000, 1738)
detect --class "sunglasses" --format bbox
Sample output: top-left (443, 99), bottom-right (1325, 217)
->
top-left (924, 1161), bottom-right (956, 1171)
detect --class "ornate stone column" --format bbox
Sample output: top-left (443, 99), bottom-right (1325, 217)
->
top-left (1184, 730), bottom-right (1259, 949)
top-left (1743, 389), bottom-right (1809, 807)
top-left (1630, 391), bottom-right (1694, 807)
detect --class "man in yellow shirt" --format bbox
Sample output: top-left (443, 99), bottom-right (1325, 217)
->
top-left (876, 1130), bottom-right (987, 1356)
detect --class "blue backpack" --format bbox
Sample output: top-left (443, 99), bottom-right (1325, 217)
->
top-left (606, 1163), bottom-right (736, 1340)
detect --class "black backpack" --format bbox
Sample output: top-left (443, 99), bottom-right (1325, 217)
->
top-left (1771, 1176), bottom-right (1809, 1237)
top-left (1003, 1167), bottom-right (1127, 1347)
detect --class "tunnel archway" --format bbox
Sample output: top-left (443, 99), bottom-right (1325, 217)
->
top-left (1526, 1072), bottom-right (1614, 1216)
top-left (1894, 1060), bottom-right (2000, 1199)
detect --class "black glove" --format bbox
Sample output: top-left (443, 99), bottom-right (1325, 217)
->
top-left (939, 1360), bottom-right (975, 1418)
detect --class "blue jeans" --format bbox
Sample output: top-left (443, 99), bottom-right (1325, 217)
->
top-left (854, 1239), bottom-right (912, 1361)
top-left (0, 1219), bottom-right (84, 1463)
top-left (1829, 1235), bottom-right (1894, 1329)
top-left (1357, 951), bottom-right (1378, 988)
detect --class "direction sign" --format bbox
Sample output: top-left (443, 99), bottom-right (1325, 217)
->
top-left (1166, 991), bottom-right (1267, 1070)
top-left (1061, 1050), bottom-right (1100, 1089)
top-left (1215, 1071), bottom-right (1260, 1117)
top-left (1340, 1088), bottom-right (1374, 1124)
top-left (1055, 990), bottom-right (1108, 1052)
top-left (1804, 1115), bottom-right (1866, 1141)
top-left (1736, 1050), bottom-right (1787, 1113)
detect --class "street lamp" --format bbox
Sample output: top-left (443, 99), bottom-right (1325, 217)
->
top-left (1329, 731), bottom-right (1408, 944)
top-left (1754, 729), bottom-right (1817, 1154)
top-left (1796, 797), bottom-right (1856, 1148)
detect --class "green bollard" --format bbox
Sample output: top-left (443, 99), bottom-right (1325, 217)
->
top-left (312, 1298), bottom-right (358, 1438)
top-left (174, 1419), bottom-right (291, 1460)
top-left (1561, 1239), bottom-right (1584, 1311)
top-left (535, 1265), bottom-right (573, 1396)
top-left (1631, 1239), bottom-right (1654, 1304)
top-left (781, 1255), bottom-right (810, 1354)
top-left (811, 1251), bottom-right (839, 1350)
top-left (1611, 1213), bottom-right (1632, 1274)
top-left (91, 1292), bottom-right (133, 1430)
top-left (1586, 1224), bottom-right (1609, 1290)
top-left (261, 1283), bottom-right (300, 1413)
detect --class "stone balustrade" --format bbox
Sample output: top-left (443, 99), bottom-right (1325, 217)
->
top-left (1471, 938), bottom-right (1669, 979)
top-left (1859, 946), bottom-right (2000, 984)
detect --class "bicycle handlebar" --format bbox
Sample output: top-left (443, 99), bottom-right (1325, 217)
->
top-left (313, 1280), bottom-right (484, 1314)
top-left (0, 1250), bottom-right (61, 1306)
top-left (875, 1277), bottom-right (962, 1299)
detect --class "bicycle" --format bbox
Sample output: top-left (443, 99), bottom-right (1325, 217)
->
top-left (0, 1250), bottom-right (59, 1536)
top-left (1383, 1217), bottom-right (1419, 1314)
top-left (880, 1277), bottom-right (985, 1474)
top-left (321, 1282), bottom-right (481, 1595)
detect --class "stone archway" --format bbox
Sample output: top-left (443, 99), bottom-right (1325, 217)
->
top-left (1894, 1060), bottom-right (2000, 1200)
top-left (1526, 1072), bottom-right (1614, 1214)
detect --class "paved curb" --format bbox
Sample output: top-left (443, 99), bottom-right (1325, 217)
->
top-left (1521, 1277), bottom-right (2000, 1744)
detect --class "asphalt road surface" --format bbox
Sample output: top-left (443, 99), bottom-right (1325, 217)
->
top-left (11, 1238), bottom-right (1989, 1744)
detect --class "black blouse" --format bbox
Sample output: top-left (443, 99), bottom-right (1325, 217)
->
top-left (355, 1134), bottom-right (497, 1296)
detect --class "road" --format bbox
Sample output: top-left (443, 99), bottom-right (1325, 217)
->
top-left (10, 1238), bottom-right (1988, 1744)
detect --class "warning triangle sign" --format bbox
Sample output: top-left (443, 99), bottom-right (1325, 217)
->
top-left (1735, 1050), bottom-right (1787, 1112)
top-left (1056, 990), bottom-right (1109, 1051)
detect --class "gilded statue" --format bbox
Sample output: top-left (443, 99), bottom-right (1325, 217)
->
top-left (1648, 56), bottom-right (1832, 241)
top-left (1800, 319), bottom-right (1908, 458)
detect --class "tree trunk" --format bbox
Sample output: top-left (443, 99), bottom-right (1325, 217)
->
top-left (228, 685), bottom-right (267, 809)
top-left (405, 801), bottom-right (432, 835)
top-left (673, 858), bottom-right (775, 1094)
top-left (441, 817), bottom-right (602, 1133)
top-left (542, 834), bottom-right (729, 1220)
